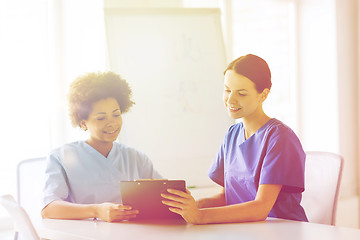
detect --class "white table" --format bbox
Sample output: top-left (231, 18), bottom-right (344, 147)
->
top-left (35, 218), bottom-right (360, 240)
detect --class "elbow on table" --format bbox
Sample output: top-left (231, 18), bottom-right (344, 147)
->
top-left (253, 213), bottom-right (268, 222)
top-left (246, 212), bottom-right (268, 223)
top-left (41, 203), bottom-right (53, 219)
top-left (249, 202), bottom-right (272, 222)
top-left (41, 207), bottom-right (49, 219)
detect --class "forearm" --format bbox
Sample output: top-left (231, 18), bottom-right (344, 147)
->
top-left (195, 187), bottom-right (226, 208)
top-left (41, 200), bottom-right (98, 220)
top-left (199, 200), bottom-right (270, 224)
top-left (196, 192), bottom-right (226, 208)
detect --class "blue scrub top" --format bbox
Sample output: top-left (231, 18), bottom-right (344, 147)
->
top-left (42, 141), bottom-right (162, 209)
top-left (208, 118), bottom-right (308, 222)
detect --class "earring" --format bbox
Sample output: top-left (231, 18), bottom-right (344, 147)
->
top-left (80, 122), bottom-right (88, 131)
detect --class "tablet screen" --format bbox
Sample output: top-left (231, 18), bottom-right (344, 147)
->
top-left (120, 180), bottom-right (186, 220)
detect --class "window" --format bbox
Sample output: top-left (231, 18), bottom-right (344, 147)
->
top-left (184, 0), bottom-right (298, 130)
top-left (0, 0), bottom-right (51, 218)
top-left (0, 0), bottom-right (51, 196)
top-left (231, 0), bottom-right (298, 131)
top-left (0, 0), bottom-right (106, 217)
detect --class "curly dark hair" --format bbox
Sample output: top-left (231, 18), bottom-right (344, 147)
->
top-left (67, 71), bottom-right (135, 128)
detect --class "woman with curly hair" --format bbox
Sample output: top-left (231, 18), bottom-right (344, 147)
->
top-left (41, 72), bottom-right (162, 222)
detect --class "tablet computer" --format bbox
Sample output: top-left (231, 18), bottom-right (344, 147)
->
top-left (120, 180), bottom-right (186, 220)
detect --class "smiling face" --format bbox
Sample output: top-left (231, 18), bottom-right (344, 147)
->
top-left (223, 70), bottom-right (269, 120)
top-left (82, 98), bottom-right (122, 146)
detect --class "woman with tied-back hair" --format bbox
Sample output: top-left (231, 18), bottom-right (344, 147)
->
top-left (162, 54), bottom-right (308, 224)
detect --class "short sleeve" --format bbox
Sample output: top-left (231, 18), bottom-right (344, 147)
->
top-left (259, 126), bottom-right (306, 193)
top-left (138, 152), bottom-right (163, 179)
top-left (42, 152), bottom-right (71, 210)
top-left (208, 141), bottom-right (225, 187)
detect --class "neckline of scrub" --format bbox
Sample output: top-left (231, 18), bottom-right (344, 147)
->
top-left (81, 140), bottom-right (116, 160)
top-left (240, 118), bottom-right (277, 142)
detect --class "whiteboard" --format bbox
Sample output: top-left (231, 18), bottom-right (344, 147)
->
top-left (104, 8), bottom-right (232, 186)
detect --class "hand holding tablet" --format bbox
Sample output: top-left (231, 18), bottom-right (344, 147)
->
top-left (120, 180), bottom-right (186, 220)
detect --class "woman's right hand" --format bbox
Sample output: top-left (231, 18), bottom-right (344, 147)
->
top-left (96, 202), bottom-right (139, 222)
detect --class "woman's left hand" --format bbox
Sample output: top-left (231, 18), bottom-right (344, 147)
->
top-left (161, 188), bottom-right (203, 224)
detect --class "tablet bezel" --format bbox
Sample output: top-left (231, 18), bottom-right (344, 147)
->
top-left (120, 180), bottom-right (186, 220)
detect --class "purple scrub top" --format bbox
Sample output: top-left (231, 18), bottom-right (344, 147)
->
top-left (208, 118), bottom-right (308, 222)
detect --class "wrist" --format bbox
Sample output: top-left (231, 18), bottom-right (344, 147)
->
top-left (196, 200), bottom-right (203, 209)
top-left (196, 209), bottom-right (206, 224)
top-left (90, 204), bottom-right (100, 218)
top-left (196, 198), bottom-right (207, 208)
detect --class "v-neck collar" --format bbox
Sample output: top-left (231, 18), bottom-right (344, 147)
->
top-left (82, 141), bottom-right (115, 160)
top-left (240, 118), bottom-right (276, 143)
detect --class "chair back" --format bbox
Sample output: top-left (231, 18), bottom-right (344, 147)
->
top-left (17, 157), bottom-right (47, 223)
top-left (0, 194), bottom-right (40, 240)
top-left (301, 151), bottom-right (343, 225)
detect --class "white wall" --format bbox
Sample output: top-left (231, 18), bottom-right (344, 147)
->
top-left (296, 0), bottom-right (360, 228)
top-left (335, 0), bottom-right (359, 228)
top-left (336, 0), bottom-right (359, 201)
top-left (296, 0), bottom-right (339, 154)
